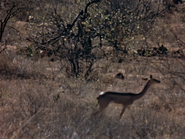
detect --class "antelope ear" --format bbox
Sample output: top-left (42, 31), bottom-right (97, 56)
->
top-left (150, 75), bottom-right (153, 79)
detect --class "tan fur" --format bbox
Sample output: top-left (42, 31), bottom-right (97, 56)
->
top-left (96, 75), bottom-right (160, 119)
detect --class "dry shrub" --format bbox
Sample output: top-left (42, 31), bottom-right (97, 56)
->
top-left (0, 51), bottom-right (48, 80)
top-left (0, 52), bottom-right (19, 78)
top-left (0, 79), bottom-right (51, 138)
top-left (127, 107), bottom-right (184, 139)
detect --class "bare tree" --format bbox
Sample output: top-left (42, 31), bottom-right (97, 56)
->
top-left (0, 0), bottom-right (24, 42)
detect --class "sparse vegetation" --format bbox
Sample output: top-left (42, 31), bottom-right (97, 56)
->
top-left (0, 0), bottom-right (185, 138)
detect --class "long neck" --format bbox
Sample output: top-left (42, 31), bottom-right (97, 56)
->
top-left (133, 80), bottom-right (153, 100)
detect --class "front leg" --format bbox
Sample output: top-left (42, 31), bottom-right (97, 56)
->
top-left (119, 105), bottom-right (126, 119)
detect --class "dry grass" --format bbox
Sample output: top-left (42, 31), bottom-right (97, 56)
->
top-left (0, 49), bottom-right (185, 138)
top-left (0, 2), bottom-right (185, 139)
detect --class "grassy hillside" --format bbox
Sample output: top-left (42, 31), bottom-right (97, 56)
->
top-left (0, 0), bottom-right (185, 138)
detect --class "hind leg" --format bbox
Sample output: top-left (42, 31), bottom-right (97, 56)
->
top-left (94, 99), bottom-right (110, 117)
top-left (98, 98), bottom-right (110, 112)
